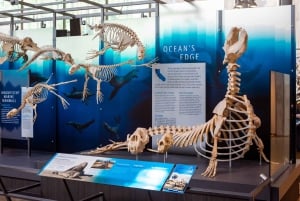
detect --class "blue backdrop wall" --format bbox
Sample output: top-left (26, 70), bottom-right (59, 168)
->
top-left (0, 3), bottom-right (295, 158)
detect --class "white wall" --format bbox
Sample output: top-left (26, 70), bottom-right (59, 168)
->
top-left (295, 0), bottom-right (300, 49)
top-left (224, 0), bottom-right (299, 49)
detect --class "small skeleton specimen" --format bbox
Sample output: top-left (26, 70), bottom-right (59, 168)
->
top-left (6, 75), bottom-right (77, 123)
top-left (86, 27), bottom-right (269, 177)
top-left (0, 32), bottom-right (40, 64)
top-left (18, 46), bottom-right (75, 71)
top-left (68, 60), bottom-right (133, 104)
top-left (87, 23), bottom-right (145, 60)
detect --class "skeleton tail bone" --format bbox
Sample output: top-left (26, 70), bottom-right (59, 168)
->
top-left (83, 140), bottom-right (128, 155)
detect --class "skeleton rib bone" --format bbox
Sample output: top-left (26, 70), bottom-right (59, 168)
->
top-left (85, 27), bottom-right (269, 177)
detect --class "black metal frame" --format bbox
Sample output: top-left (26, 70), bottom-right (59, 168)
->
top-left (62, 179), bottom-right (106, 201)
top-left (0, 175), bottom-right (54, 201)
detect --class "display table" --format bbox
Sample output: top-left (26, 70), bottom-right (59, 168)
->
top-left (0, 148), bottom-right (287, 201)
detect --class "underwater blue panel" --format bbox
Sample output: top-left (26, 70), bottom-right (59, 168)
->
top-left (6, 29), bottom-right (55, 151)
top-left (221, 6), bottom-right (295, 158)
top-left (159, 1), bottom-right (223, 116)
top-left (56, 35), bottom-right (100, 152)
top-left (159, 2), bottom-right (220, 64)
top-left (98, 18), bottom-right (156, 149)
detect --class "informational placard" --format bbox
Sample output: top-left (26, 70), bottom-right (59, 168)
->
top-left (162, 164), bottom-right (197, 194)
top-left (152, 63), bottom-right (206, 126)
top-left (39, 153), bottom-right (175, 191)
top-left (21, 87), bottom-right (33, 138)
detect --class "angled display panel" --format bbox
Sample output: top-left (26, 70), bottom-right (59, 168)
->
top-left (39, 153), bottom-right (175, 191)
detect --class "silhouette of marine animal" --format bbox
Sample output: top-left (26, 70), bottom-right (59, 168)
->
top-left (66, 119), bottom-right (95, 132)
top-left (64, 87), bottom-right (94, 100)
top-left (109, 68), bottom-right (138, 99)
top-left (103, 116), bottom-right (121, 140)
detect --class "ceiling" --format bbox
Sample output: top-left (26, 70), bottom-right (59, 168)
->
top-left (0, 0), bottom-right (167, 26)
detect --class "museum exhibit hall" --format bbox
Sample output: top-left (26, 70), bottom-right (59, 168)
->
top-left (0, 0), bottom-right (300, 200)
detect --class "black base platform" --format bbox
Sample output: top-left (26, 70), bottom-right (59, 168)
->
top-left (0, 148), bottom-right (275, 201)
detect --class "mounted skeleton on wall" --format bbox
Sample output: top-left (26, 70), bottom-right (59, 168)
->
top-left (87, 23), bottom-right (145, 60)
top-left (0, 32), bottom-right (40, 64)
top-left (68, 60), bottom-right (133, 104)
top-left (86, 27), bottom-right (269, 177)
top-left (6, 75), bottom-right (77, 123)
top-left (18, 46), bottom-right (75, 71)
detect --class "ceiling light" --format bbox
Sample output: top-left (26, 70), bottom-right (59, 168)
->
top-left (41, 21), bottom-right (46, 28)
top-left (234, 0), bottom-right (244, 8)
top-left (248, 0), bottom-right (257, 8)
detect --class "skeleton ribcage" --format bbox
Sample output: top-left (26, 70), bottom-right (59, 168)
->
top-left (102, 26), bottom-right (133, 50)
top-left (91, 65), bottom-right (118, 82)
top-left (193, 95), bottom-right (254, 162)
top-left (28, 86), bottom-right (49, 105)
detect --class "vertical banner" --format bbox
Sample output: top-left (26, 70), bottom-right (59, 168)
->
top-left (0, 70), bottom-right (29, 140)
top-left (152, 63), bottom-right (206, 126)
top-left (21, 87), bottom-right (33, 138)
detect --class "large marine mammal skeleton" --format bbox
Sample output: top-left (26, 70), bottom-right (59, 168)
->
top-left (87, 23), bottom-right (145, 60)
top-left (68, 60), bottom-right (133, 104)
top-left (0, 32), bottom-right (40, 64)
top-left (6, 75), bottom-right (77, 123)
top-left (86, 27), bottom-right (269, 177)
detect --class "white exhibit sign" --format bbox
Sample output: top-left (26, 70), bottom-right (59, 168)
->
top-left (152, 63), bottom-right (206, 126)
top-left (21, 87), bottom-right (33, 138)
top-left (151, 63), bottom-right (206, 154)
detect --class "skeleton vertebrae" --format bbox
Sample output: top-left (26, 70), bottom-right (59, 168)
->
top-left (87, 23), bottom-right (145, 60)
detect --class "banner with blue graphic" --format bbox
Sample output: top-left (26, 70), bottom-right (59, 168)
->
top-left (0, 70), bottom-right (29, 140)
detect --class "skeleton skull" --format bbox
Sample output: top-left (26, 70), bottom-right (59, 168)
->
top-left (127, 127), bottom-right (149, 155)
top-left (137, 45), bottom-right (145, 60)
top-left (157, 132), bottom-right (174, 153)
top-left (20, 37), bottom-right (40, 51)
